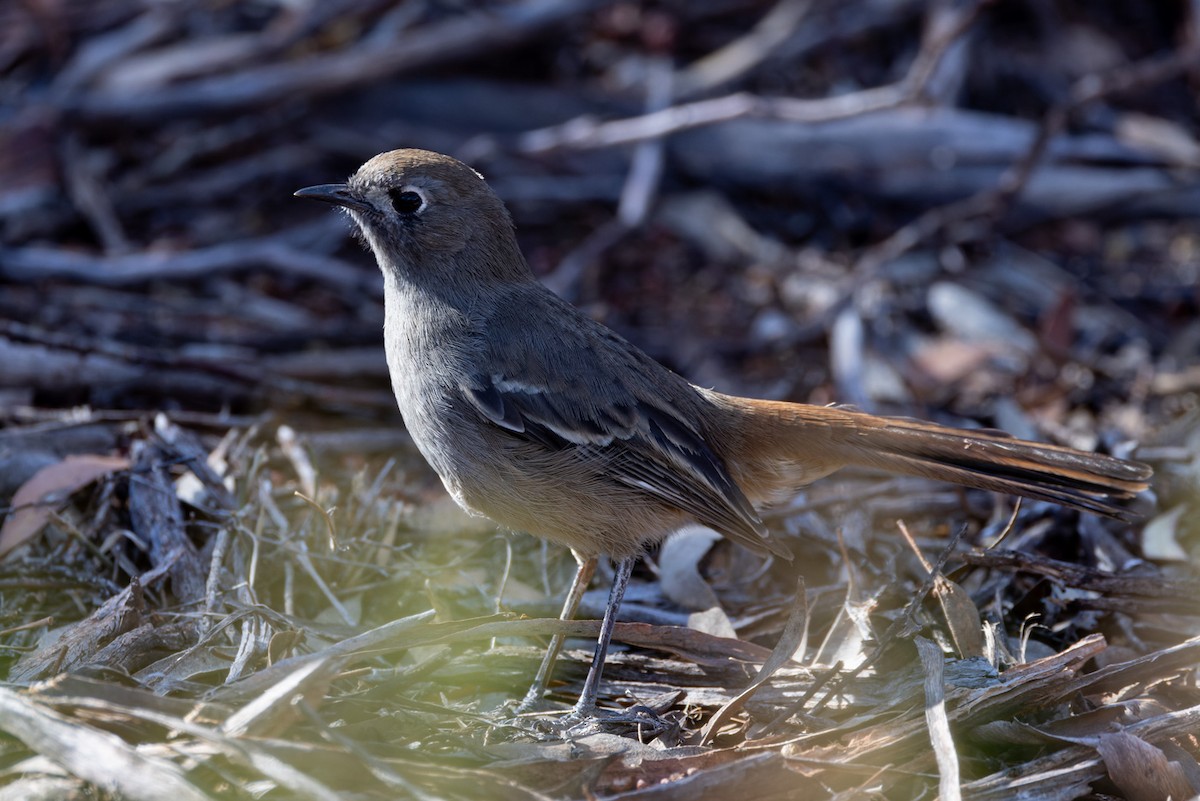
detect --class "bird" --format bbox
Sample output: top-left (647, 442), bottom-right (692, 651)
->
top-left (295, 149), bottom-right (1152, 723)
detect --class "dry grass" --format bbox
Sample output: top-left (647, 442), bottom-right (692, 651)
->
top-left (3, 2), bottom-right (1200, 798)
top-left (0, 408), bottom-right (1196, 800)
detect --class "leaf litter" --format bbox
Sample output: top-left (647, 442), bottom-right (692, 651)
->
top-left (2, 2), bottom-right (1199, 799)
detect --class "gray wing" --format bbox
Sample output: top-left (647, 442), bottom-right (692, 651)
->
top-left (460, 301), bottom-right (789, 558)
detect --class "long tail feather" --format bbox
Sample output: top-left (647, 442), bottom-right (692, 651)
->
top-left (842, 415), bottom-right (1151, 519)
top-left (709, 393), bottom-right (1152, 520)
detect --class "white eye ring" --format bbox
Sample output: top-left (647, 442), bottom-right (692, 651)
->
top-left (389, 185), bottom-right (427, 215)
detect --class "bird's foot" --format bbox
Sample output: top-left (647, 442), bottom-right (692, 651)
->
top-left (506, 699), bottom-right (681, 742)
top-left (509, 685), bottom-right (682, 741)
top-left (558, 702), bottom-right (677, 740)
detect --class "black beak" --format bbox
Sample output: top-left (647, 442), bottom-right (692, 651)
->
top-left (294, 183), bottom-right (373, 214)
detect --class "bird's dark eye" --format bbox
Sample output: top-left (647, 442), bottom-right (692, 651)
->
top-left (389, 189), bottom-right (423, 215)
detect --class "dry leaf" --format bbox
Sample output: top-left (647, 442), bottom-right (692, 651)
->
top-left (911, 337), bottom-right (1003, 384)
top-left (1115, 112), bottom-right (1200, 167)
top-left (0, 687), bottom-right (209, 801)
top-left (0, 454), bottom-right (130, 557)
top-left (659, 525), bottom-right (723, 611)
top-left (1096, 730), bottom-right (1198, 801)
top-left (933, 576), bottom-right (986, 659)
top-left (701, 577), bottom-right (807, 745)
top-left (1141, 505), bottom-right (1190, 561)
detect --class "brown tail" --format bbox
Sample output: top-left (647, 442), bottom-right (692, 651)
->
top-left (837, 413), bottom-right (1152, 520)
top-left (710, 395), bottom-right (1153, 520)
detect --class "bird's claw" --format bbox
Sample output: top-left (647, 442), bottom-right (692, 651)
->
top-left (559, 703), bottom-right (674, 740)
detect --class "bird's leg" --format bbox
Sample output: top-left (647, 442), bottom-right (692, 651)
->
top-left (571, 556), bottom-right (635, 718)
top-left (516, 551), bottom-right (598, 712)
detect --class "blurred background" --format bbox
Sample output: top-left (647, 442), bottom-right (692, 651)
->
top-left (2, 0), bottom-right (1197, 428)
top-left (1, 2), bottom-right (1199, 799)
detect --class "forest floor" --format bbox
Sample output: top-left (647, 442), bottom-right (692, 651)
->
top-left (1, 2), bottom-right (1198, 799)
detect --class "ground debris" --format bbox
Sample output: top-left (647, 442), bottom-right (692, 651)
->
top-left (2, 2), bottom-right (1199, 799)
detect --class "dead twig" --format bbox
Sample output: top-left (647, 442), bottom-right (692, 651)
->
top-left (66, 0), bottom-right (605, 123)
top-left (518, 0), bottom-right (988, 154)
top-left (852, 44), bottom-right (1200, 280)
